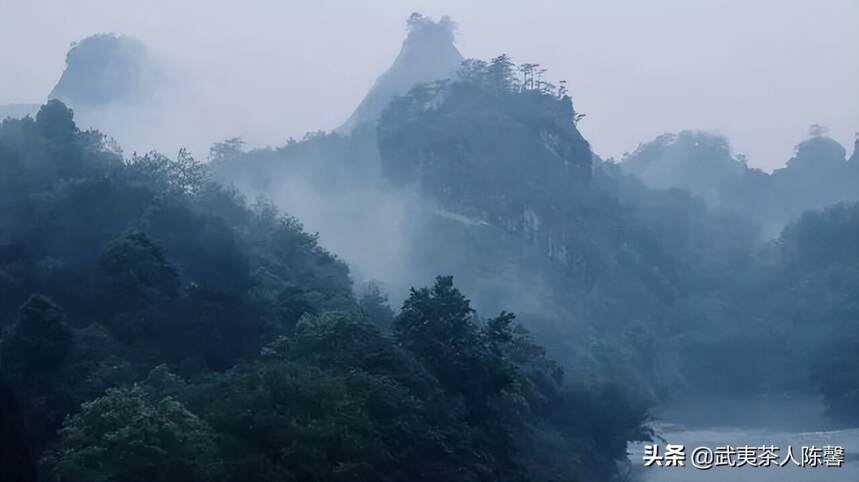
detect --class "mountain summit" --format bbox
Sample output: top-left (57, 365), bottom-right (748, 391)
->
top-left (2, 34), bottom-right (160, 123)
top-left (338, 13), bottom-right (463, 133)
top-left (49, 33), bottom-right (160, 108)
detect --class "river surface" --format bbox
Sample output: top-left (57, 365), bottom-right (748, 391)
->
top-left (627, 396), bottom-right (859, 481)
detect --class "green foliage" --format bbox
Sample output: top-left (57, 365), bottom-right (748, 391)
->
top-left (0, 101), bottom-right (649, 481)
top-left (97, 230), bottom-right (181, 302)
top-left (771, 204), bottom-right (859, 421)
top-left (199, 359), bottom-right (420, 482)
top-left (0, 374), bottom-right (37, 482)
top-left (45, 385), bottom-right (221, 482)
top-left (187, 281), bottom-right (647, 482)
top-left (378, 55), bottom-right (590, 202)
top-left (0, 101), bottom-right (354, 448)
top-left (203, 50), bottom-right (854, 478)
top-left (2, 295), bottom-right (72, 375)
top-left (375, 57), bottom-right (714, 401)
top-left (394, 276), bottom-right (514, 411)
top-left (817, 328), bottom-right (859, 424)
top-left (356, 281), bottom-right (395, 329)
top-left (5, 33), bottom-right (854, 480)
top-left (2, 296), bottom-right (133, 454)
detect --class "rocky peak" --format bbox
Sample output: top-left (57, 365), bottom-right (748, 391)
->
top-left (338, 13), bottom-right (463, 133)
top-left (49, 33), bottom-right (160, 108)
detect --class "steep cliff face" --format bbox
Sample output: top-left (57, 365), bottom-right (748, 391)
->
top-left (374, 56), bottom-right (698, 397)
top-left (212, 18), bottom-right (757, 399)
top-left (48, 34), bottom-right (160, 108)
top-left (377, 56), bottom-right (595, 274)
top-left (338, 13), bottom-right (463, 133)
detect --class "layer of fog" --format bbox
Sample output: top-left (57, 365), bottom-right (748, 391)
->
top-left (233, 156), bottom-right (568, 326)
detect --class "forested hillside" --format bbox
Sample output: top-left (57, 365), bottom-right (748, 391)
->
top-left (1, 15), bottom-right (856, 480)
top-left (1, 5), bottom-right (856, 482)
top-left (212, 54), bottom-right (859, 427)
top-left (214, 56), bottom-right (754, 398)
top-left (0, 101), bottom-right (649, 481)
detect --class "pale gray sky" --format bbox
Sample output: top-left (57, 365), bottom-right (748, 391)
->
top-left (1, 0), bottom-right (856, 170)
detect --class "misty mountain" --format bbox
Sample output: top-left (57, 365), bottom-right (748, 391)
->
top-left (48, 33), bottom-right (161, 108)
top-left (32, 32), bottom-right (261, 159)
top-left (213, 49), bottom-right (766, 404)
top-left (621, 128), bottom-right (859, 235)
top-left (770, 129), bottom-right (859, 225)
top-left (1, 8), bottom-right (856, 482)
top-left (337, 13), bottom-right (463, 133)
top-left (619, 131), bottom-right (764, 207)
top-left (0, 99), bottom-right (651, 482)
top-left (1, 34), bottom-right (160, 133)
top-left (211, 20), bottom-right (859, 421)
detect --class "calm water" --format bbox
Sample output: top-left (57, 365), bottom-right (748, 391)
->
top-left (628, 397), bottom-right (859, 481)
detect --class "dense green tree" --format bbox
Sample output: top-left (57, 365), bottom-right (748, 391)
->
top-left (0, 374), bottom-right (37, 482)
top-left (394, 276), bottom-right (514, 411)
top-left (2, 295), bottom-right (72, 375)
top-left (45, 385), bottom-right (222, 482)
top-left (356, 281), bottom-right (395, 329)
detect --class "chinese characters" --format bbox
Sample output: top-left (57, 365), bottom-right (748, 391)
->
top-left (643, 443), bottom-right (845, 470)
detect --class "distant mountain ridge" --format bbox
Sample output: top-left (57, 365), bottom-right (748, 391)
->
top-left (620, 128), bottom-right (859, 234)
top-left (338, 13), bottom-right (463, 133)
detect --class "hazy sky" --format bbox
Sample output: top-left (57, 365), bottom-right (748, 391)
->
top-left (1, 0), bottom-right (856, 170)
